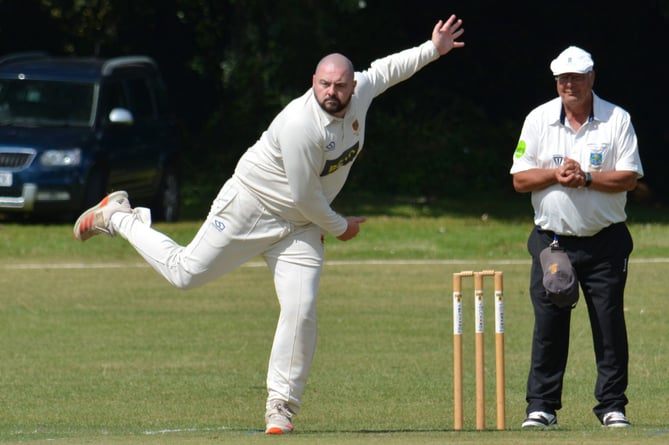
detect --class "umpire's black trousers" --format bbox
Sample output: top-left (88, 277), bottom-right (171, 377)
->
top-left (525, 222), bottom-right (632, 421)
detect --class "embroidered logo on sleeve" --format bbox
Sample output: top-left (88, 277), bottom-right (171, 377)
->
top-left (212, 218), bottom-right (226, 232)
top-left (514, 141), bottom-right (526, 158)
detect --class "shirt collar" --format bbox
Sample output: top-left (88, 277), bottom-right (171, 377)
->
top-left (558, 91), bottom-right (599, 125)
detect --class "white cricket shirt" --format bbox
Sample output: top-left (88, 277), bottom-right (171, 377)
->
top-left (234, 41), bottom-right (440, 236)
top-left (510, 93), bottom-right (644, 236)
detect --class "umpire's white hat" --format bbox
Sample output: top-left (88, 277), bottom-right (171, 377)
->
top-left (550, 46), bottom-right (594, 76)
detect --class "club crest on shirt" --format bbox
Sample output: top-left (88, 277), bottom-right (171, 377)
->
top-left (587, 143), bottom-right (607, 171)
top-left (590, 151), bottom-right (603, 169)
top-left (326, 141), bottom-right (336, 151)
top-left (352, 119), bottom-right (359, 134)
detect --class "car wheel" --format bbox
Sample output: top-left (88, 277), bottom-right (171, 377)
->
top-left (155, 169), bottom-right (179, 222)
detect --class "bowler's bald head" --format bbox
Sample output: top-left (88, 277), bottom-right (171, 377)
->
top-left (315, 53), bottom-right (354, 81)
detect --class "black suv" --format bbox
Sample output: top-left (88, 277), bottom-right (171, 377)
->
top-left (0, 52), bottom-right (180, 221)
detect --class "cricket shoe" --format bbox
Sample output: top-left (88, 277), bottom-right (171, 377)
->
top-left (602, 411), bottom-right (630, 428)
top-left (265, 400), bottom-right (295, 435)
top-left (73, 191), bottom-right (131, 241)
top-left (521, 411), bottom-right (557, 428)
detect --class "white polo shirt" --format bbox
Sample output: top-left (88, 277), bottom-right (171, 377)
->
top-left (510, 92), bottom-right (644, 236)
top-left (234, 41), bottom-right (440, 236)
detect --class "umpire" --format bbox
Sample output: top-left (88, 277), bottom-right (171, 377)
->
top-left (510, 46), bottom-right (644, 428)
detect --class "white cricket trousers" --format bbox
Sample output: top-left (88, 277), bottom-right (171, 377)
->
top-left (110, 178), bottom-right (324, 415)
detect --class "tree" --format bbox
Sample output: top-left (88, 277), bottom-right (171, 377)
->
top-left (1, 0), bottom-right (667, 204)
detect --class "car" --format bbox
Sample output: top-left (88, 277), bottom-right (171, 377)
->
top-left (0, 52), bottom-right (181, 222)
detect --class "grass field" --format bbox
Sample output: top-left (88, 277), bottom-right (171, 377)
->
top-left (1, 197), bottom-right (668, 444)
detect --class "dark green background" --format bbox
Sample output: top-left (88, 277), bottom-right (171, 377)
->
top-left (2, 0), bottom-right (666, 209)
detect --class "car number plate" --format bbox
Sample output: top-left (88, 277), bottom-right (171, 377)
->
top-left (0, 171), bottom-right (12, 187)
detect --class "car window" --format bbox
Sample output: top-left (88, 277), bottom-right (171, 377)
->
top-left (98, 80), bottom-right (127, 121)
top-left (0, 78), bottom-right (95, 127)
top-left (126, 77), bottom-right (154, 122)
top-left (151, 78), bottom-right (169, 118)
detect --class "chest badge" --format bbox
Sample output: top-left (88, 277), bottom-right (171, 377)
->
top-left (587, 143), bottom-right (607, 171)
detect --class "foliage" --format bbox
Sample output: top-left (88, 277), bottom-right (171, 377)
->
top-left (0, 0), bottom-right (667, 208)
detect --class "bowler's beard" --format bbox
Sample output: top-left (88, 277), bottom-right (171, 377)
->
top-left (316, 93), bottom-right (352, 115)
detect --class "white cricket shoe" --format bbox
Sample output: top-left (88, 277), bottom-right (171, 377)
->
top-left (265, 400), bottom-right (295, 435)
top-left (602, 411), bottom-right (630, 427)
top-left (521, 411), bottom-right (557, 428)
top-left (73, 191), bottom-right (131, 241)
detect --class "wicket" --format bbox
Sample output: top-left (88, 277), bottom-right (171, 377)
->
top-left (452, 270), bottom-right (505, 431)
